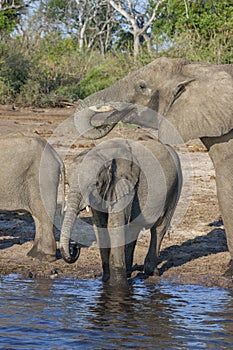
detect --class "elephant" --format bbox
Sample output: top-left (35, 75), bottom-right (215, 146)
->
top-left (73, 56), bottom-right (233, 277)
top-left (0, 133), bottom-right (65, 261)
top-left (60, 138), bottom-right (182, 284)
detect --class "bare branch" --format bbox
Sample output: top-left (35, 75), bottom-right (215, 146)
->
top-left (137, 0), bottom-right (167, 36)
top-left (108, 0), bottom-right (167, 58)
top-left (0, 0), bottom-right (33, 12)
top-left (109, 0), bottom-right (134, 23)
top-left (73, 0), bottom-right (115, 53)
top-left (184, 0), bottom-right (189, 19)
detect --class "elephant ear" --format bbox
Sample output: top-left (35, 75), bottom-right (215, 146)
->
top-left (97, 158), bottom-right (140, 211)
top-left (159, 70), bottom-right (233, 144)
top-left (76, 139), bottom-right (141, 212)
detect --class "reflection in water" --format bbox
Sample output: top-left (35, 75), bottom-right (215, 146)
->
top-left (89, 283), bottom-right (175, 348)
top-left (1, 275), bottom-right (233, 349)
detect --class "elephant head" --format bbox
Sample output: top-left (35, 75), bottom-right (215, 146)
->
top-left (71, 57), bottom-right (233, 279)
top-left (74, 57), bottom-right (233, 144)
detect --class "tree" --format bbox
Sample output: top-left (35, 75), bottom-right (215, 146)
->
top-left (29, 0), bottom-right (116, 55)
top-left (0, 0), bottom-right (32, 11)
top-left (108, 0), bottom-right (167, 59)
top-left (0, 0), bottom-right (32, 35)
top-left (152, 0), bottom-right (233, 63)
top-left (73, 0), bottom-right (116, 54)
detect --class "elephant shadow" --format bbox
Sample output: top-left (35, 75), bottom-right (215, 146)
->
top-left (0, 205), bottom-right (65, 250)
top-left (157, 226), bottom-right (227, 275)
top-left (0, 210), bottom-right (228, 278)
top-left (0, 210), bottom-right (35, 249)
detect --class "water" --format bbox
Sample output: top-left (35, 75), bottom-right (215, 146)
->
top-left (1, 275), bottom-right (233, 349)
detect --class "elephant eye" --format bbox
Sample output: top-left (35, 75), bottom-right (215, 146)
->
top-left (136, 80), bottom-right (147, 93)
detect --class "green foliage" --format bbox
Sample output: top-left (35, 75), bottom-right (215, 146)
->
top-left (0, 0), bottom-right (232, 106)
top-left (0, 79), bottom-right (14, 104)
top-left (18, 36), bottom-right (85, 106)
top-left (0, 10), bottom-right (17, 34)
top-left (0, 0), bottom-right (26, 36)
top-left (78, 66), bottom-right (110, 99)
top-left (1, 53), bottom-right (30, 94)
top-left (77, 54), bottom-right (135, 99)
top-left (167, 29), bottom-right (233, 64)
top-left (78, 64), bottom-right (115, 98)
top-left (0, 39), bottom-right (31, 103)
top-left (152, 0), bottom-right (233, 63)
top-left (41, 0), bottom-right (69, 22)
top-left (0, 31), bottom-right (136, 106)
top-left (16, 79), bottom-right (47, 107)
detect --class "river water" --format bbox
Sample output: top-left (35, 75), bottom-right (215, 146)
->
top-left (1, 275), bottom-right (233, 349)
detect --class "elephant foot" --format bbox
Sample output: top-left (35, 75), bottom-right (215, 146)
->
top-left (222, 259), bottom-right (233, 279)
top-left (126, 264), bottom-right (144, 278)
top-left (126, 270), bottom-right (132, 278)
top-left (102, 273), bottom-right (110, 282)
top-left (102, 262), bottom-right (110, 282)
top-left (27, 247), bottom-right (56, 262)
top-left (108, 267), bottom-right (128, 286)
top-left (144, 261), bottom-right (159, 276)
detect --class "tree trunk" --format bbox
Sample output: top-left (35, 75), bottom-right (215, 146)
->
top-left (134, 33), bottom-right (140, 62)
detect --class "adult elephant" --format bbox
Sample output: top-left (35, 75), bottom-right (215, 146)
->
top-left (74, 56), bottom-right (233, 277)
top-left (0, 133), bottom-right (65, 261)
top-left (60, 138), bottom-right (182, 284)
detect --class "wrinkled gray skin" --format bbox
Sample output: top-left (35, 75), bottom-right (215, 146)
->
top-left (0, 134), bottom-right (65, 261)
top-left (60, 138), bottom-right (182, 284)
top-left (74, 56), bottom-right (233, 277)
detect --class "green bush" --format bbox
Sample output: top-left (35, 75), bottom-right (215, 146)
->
top-left (77, 54), bottom-right (135, 99)
top-left (167, 30), bottom-right (233, 64)
top-left (0, 53), bottom-right (30, 96)
top-left (15, 79), bottom-right (51, 107)
top-left (0, 79), bottom-right (14, 104)
top-left (55, 85), bottom-right (80, 100)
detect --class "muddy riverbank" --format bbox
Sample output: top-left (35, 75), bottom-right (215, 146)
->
top-left (0, 105), bottom-right (232, 290)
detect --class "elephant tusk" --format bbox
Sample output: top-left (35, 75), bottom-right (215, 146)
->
top-left (89, 105), bottom-right (115, 112)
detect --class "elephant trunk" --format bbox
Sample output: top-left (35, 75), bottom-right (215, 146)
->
top-left (74, 107), bottom-right (118, 139)
top-left (74, 102), bottom-right (151, 140)
top-left (60, 191), bottom-right (82, 263)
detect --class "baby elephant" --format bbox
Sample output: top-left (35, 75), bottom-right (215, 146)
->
top-left (0, 133), bottom-right (64, 261)
top-left (60, 138), bottom-right (182, 283)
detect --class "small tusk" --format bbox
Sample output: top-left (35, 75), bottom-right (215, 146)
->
top-left (89, 105), bottom-right (115, 112)
top-left (86, 206), bottom-right (90, 212)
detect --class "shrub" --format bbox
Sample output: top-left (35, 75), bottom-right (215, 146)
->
top-left (77, 54), bottom-right (135, 99)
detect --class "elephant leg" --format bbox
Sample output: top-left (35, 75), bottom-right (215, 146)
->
top-left (208, 143), bottom-right (233, 276)
top-left (28, 213), bottom-right (57, 262)
top-left (125, 240), bottom-right (137, 277)
top-left (92, 209), bottom-right (111, 282)
top-left (144, 178), bottom-right (181, 276)
top-left (27, 174), bottom-right (58, 262)
top-left (144, 225), bottom-right (159, 276)
top-left (124, 225), bottom-right (141, 277)
top-left (144, 220), bottom-right (168, 276)
top-left (108, 211), bottom-right (127, 285)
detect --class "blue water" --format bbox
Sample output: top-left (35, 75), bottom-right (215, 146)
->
top-left (1, 275), bottom-right (233, 349)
